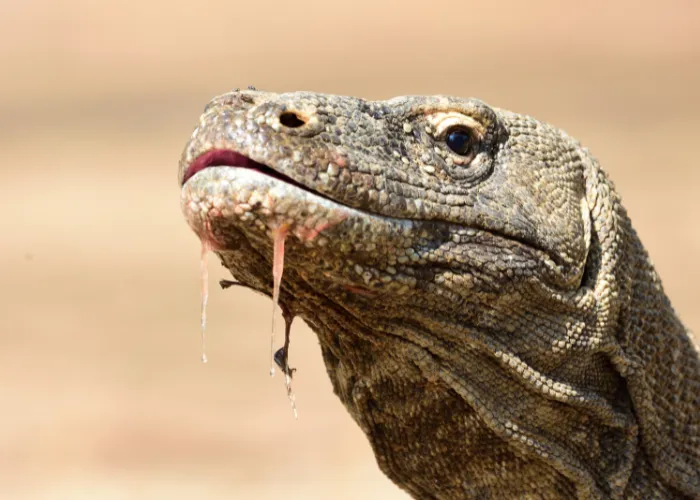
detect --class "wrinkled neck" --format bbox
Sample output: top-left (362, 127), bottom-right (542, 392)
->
top-left (612, 226), bottom-right (700, 497)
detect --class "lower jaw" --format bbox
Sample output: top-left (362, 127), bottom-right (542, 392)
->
top-left (181, 167), bottom-right (353, 248)
top-left (180, 166), bottom-right (424, 252)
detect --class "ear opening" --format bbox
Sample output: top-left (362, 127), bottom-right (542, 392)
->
top-left (578, 196), bottom-right (599, 291)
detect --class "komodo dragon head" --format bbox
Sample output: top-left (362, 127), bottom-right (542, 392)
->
top-left (179, 89), bottom-right (699, 499)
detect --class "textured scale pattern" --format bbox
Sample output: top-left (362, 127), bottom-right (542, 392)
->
top-left (178, 89), bottom-right (700, 499)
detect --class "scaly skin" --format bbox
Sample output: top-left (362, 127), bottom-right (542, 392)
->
top-left (178, 89), bottom-right (700, 499)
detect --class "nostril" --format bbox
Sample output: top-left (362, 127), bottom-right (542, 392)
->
top-left (280, 112), bottom-right (306, 128)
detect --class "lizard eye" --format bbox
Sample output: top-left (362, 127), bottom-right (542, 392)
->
top-left (445, 126), bottom-right (476, 156)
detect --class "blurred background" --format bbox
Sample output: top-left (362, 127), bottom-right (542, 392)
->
top-left (1, 0), bottom-right (698, 498)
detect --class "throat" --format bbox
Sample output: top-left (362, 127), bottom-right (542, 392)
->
top-left (319, 334), bottom-right (576, 498)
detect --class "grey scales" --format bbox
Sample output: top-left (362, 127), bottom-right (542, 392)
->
top-left (178, 89), bottom-right (700, 499)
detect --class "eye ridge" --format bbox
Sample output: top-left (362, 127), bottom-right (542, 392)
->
top-left (444, 126), bottom-right (476, 156)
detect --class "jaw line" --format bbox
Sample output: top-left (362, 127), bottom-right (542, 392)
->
top-left (180, 166), bottom-right (413, 250)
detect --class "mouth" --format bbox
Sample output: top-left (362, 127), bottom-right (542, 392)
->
top-left (179, 148), bottom-right (373, 249)
top-left (182, 149), bottom-right (313, 194)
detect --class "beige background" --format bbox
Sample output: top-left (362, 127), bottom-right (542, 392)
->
top-left (1, 1), bottom-right (698, 498)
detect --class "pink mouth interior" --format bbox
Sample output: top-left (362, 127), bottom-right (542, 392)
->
top-left (182, 149), bottom-right (313, 193)
top-left (182, 150), bottom-right (265, 185)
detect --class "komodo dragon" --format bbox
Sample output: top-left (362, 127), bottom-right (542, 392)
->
top-left (178, 89), bottom-right (700, 499)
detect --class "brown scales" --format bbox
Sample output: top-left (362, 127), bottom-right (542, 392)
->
top-left (180, 89), bottom-right (700, 499)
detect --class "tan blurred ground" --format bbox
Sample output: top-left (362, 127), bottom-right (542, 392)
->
top-left (0, 1), bottom-right (698, 498)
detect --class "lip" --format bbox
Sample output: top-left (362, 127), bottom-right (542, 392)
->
top-left (182, 149), bottom-right (311, 192)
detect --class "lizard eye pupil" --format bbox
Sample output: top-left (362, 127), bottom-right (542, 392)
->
top-left (445, 127), bottom-right (474, 156)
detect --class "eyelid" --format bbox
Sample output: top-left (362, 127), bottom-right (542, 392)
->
top-left (428, 112), bottom-right (485, 140)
